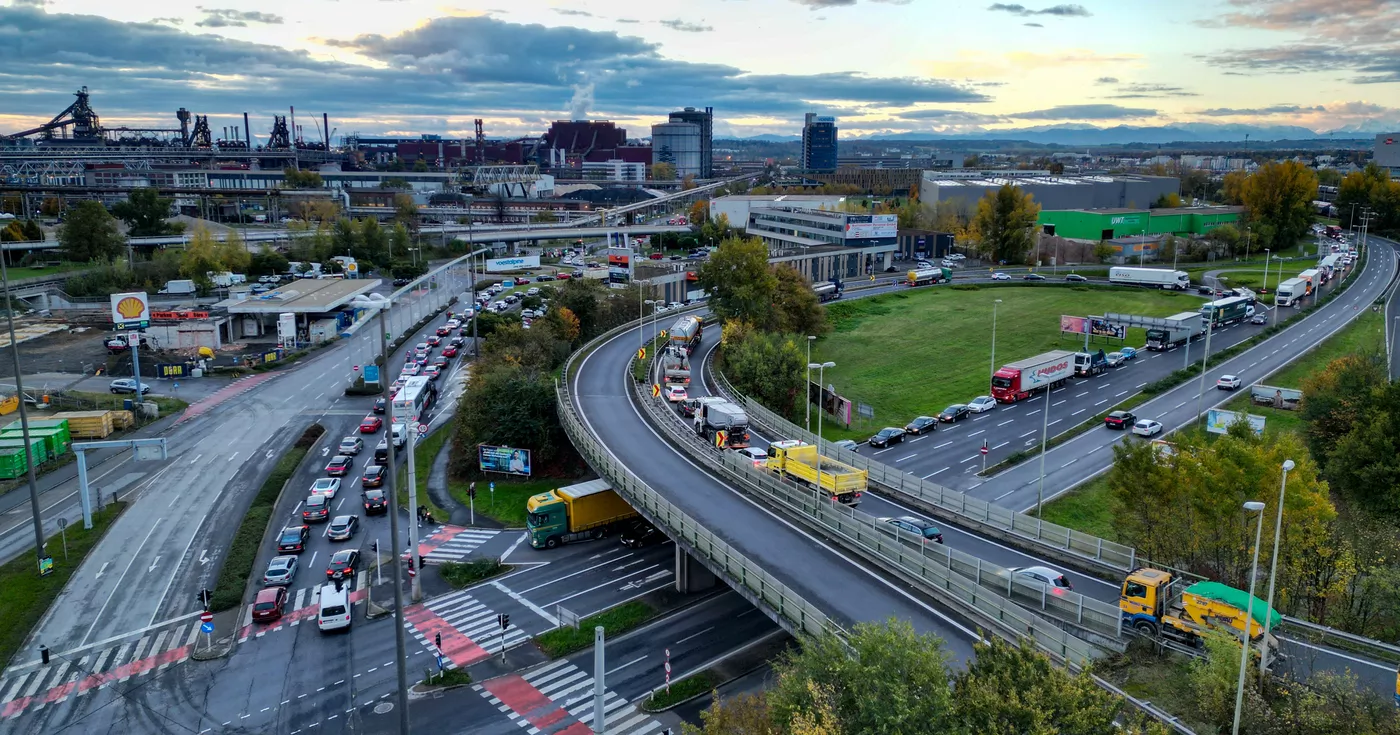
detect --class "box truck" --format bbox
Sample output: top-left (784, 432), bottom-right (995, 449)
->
top-left (526, 480), bottom-right (639, 549)
top-left (1109, 267), bottom-right (1190, 290)
top-left (159, 279), bottom-right (197, 295)
top-left (990, 350), bottom-right (1075, 403)
top-left (1201, 295), bottom-right (1252, 328)
top-left (1145, 312), bottom-right (1206, 350)
top-left (1297, 269), bottom-right (1321, 295)
top-left (1274, 278), bottom-right (1306, 307)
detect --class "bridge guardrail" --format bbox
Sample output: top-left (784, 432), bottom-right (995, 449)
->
top-left (714, 371), bottom-right (1139, 574)
top-left (631, 364), bottom-right (1102, 666)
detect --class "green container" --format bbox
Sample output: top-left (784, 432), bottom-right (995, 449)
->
top-left (0, 437), bottom-right (48, 466)
top-left (23, 419), bottom-right (70, 448)
top-left (0, 427), bottom-right (67, 458)
top-left (0, 448), bottom-right (26, 479)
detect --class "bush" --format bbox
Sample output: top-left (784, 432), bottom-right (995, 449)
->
top-left (951, 284), bottom-right (981, 291)
top-left (439, 559), bottom-right (506, 588)
top-left (534, 601), bottom-right (655, 657)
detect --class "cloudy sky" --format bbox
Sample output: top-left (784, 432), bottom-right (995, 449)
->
top-left (0, 0), bottom-right (1396, 141)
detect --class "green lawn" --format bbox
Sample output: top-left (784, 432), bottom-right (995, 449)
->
top-left (448, 477), bottom-right (566, 528)
top-left (439, 559), bottom-right (508, 588)
top-left (534, 601), bottom-right (656, 657)
top-left (811, 286), bottom-right (1201, 441)
top-left (2, 263), bottom-right (91, 281)
top-left (1038, 476), bottom-right (1120, 541)
top-left (396, 426), bottom-right (449, 518)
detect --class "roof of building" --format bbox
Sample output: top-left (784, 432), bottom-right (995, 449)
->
top-left (1151, 206), bottom-right (1244, 216)
top-left (219, 278), bottom-right (382, 314)
top-left (713, 194), bottom-right (849, 202)
top-left (1046, 207), bottom-right (1146, 215)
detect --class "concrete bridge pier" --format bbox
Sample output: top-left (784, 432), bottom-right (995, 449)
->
top-left (675, 545), bottom-right (717, 592)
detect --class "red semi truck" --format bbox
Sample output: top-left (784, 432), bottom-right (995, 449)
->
top-left (990, 349), bottom-right (1076, 403)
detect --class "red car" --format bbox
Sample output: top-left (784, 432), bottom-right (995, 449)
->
top-left (442, 345), bottom-right (459, 358)
top-left (359, 416), bottom-right (383, 433)
top-left (252, 586), bottom-right (287, 622)
top-left (555, 273), bottom-right (571, 280)
top-left (325, 455), bottom-right (353, 476)
top-left (435, 326), bottom-right (451, 337)
top-left (514, 277), bottom-right (531, 286)
top-left (426, 335), bottom-right (442, 347)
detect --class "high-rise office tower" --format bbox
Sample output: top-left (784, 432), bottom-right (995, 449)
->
top-left (802, 113), bottom-right (838, 173)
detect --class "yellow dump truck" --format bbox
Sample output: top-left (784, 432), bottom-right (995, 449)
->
top-left (766, 441), bottom-right (867, 506)
top-left (527, 479), bottom-right (639, 549)
top-left (1120, 567), bottom-right (1281, 668)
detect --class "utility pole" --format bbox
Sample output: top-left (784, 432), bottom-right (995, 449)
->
top-left (0, 253), bottom-right (46, 571)
top-left (592, 626), bottom-right (607, 734)
top-left (376, 307), bottom-right (411, 735)
top-left (407, 421), bottom-right (421, 603)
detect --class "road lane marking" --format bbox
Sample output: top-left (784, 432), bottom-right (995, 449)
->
top-left (82, 518), bottom-right (163, 646)
top-left (189, 454), bottom-right (201, 464)
top-left (1071, 409), bottom-right (1086, 416)
top-left (991, 441), bottom-right (1009, 450)
top-left (1136, 382), bottom-right (1147, 388)
top-left (1115, 391), bottom-right (1128, 397)
top-left (923, 468), bottom-right (949, 478)
top-left (228, 452), bottom-right (239, 462)
top-left (894, 453), bottom-right (917, 462)
top-left (1052, 400), bottom-right (1066, 407)
top-left (997, 419), bottom-right (1014, 426)
top-left (960, 455), bottom-right (978, 463)
top-left (933, 441), bottom-right (952, 449)
top-left (1074, 392), bottom-right (1088, 398)
top-left (1019, 430), bottom-right (1036, 438)
top-left (1048, 419), bottom-right (1062, 426)
top-left (967, 430), bottom-right (985, 438)
top-left (1061, 459), bottom-right (1078, 468)
top-left (1094, 400), bottom-right (1107, 407)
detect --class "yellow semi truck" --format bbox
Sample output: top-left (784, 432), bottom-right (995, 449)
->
top-left (527, 479), bottom-right (639, 549)
top-left (766, 441), bottom-right (867, 506)
top-left (1120, 567), bottom-right (1281, 668)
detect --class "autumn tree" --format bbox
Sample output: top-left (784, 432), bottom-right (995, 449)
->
top-left (59, 200), bottom-right (124, 262)
top-left (770, 266), bottom-right (828, 336)
top-left (1335, 163), bottom-right (1400, 233)
top-left (282, 167), bottom-right (324, 189)
top-left (215, 228), bottom-right (252, 273)
top-left (688, 199), bottom-right (708, 225)
top-left (651, 162), bottom-right (676, 181)
top-left (393, 193), bottom-right (419, 230)
top-left (684, 693), bottom-right (776, 735)
top-left (178, 227), bottom-right (223, 289)
top-left (968, 184), bottom-right (1040, 264)
top-left (1241, 160), bottom-right (1318, 251)
top-left (1221, 169), bottom-right (1250, 205)
top-left (697, 235), bottom-right (777, 325)
top-left (718, 321), bottom-right (807, 416)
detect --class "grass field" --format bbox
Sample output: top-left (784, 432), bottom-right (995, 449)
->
top-left (2, 263), bottom-right (91, 281)
top-left (449, 477), bottom-right (564, 527)
top-left (811, 286), bottom-right (1202, 441)
top-left (534, 601), bottom-right (656, 658)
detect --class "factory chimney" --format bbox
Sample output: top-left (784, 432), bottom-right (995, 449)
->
top-left (323, 113), bottom-right (330, 149)
top-left (243, 112), bottom-right (251, 148)
top-left (290, 106), bottom-right (297, 148)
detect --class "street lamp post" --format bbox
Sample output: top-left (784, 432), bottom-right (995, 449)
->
top-left (642, 299), bottom-right (654, 354)
top-left (1261, 249), bottom-right (1270, 292)
top-left (1259, 459), bottom-right (1294, 689)
top-left (990, 299), bottom-right (1003, 387)
top-left (808, 361), bottom-right (835, 493)
top-left (1392, 317), bottom-right (1399, 381)
top-left (0, 250), bottom-right (46, 571)
top-left (1233, 500), bottom-right (1268, 735)
top-left (1194, 313), bottom-right (1216, 424)
top-left (805, 336), bottom-right (817, 431)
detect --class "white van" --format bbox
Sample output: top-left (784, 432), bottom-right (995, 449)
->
top-left (317, 582), bottom-right (352, 632)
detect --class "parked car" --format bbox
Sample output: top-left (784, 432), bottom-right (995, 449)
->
top-left (262, 555), bottom-right (299, 585)
top-left (251, 587), bottom-right (288, 623)
top-left (276, 525), bottom-right (310, 553)
top-left (1132, 419), bottom-right (1164, 437)
top-left (878, 516), bottom-right (944, 544)
top-left (327, 515), bottom-right (359, 541)
top-left (868, 427), bottom-right (906, 448)
top-left (1065, 273), bottom-right (1088, 282)
top-left (108, 378), bottom-right (151, 395)
top-left (1104, 411), bottom-right (1136, 430)
top-left (967, 396), bottom-right (997, 413)
top-left (904, 416), bottom-right (938, 435)
top-left (1216, 374), bottom-right (1242, 391)
top-left (338, 436), bottom-right (364, 456)
top-left (1011, 565), bottom-right (1073, 591)
top-left (938, 404), bottom-right (970, 423)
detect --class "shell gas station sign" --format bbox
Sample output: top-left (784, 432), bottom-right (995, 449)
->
top-left (110, 291), bottom-right (151, 330)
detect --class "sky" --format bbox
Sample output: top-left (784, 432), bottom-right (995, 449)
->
top-left (0, 0), bottom-right (1397, 141)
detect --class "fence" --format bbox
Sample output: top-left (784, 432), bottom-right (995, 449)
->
top-left (713, 370), bottom-right (1140, 575)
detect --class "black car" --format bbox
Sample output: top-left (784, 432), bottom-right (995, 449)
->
top-left (905, 416), bottom-right (938, 435)
top-left (868, 427), bottom-right (906, 448)
top-left (326, 549), bottom-right (360, 579)
top-left (363, 489), bottom-right (388, 515)
top-left (393, 278), bottom-right (411, 287)
top-left (1064, 274), bottom-right (1087, 282)
top-left (277, 525), bottom-right (310, 553)
top-left (1104, 410), bottom-right (1136, 429)
top-left (1197, 285), bottom-right (1215, 295)
top-left (619, 519), bottom-right (664, 548)
top-left (373, 397), bottom-right (386, 414)
top-left (879, 516), bottom-right (944, 544)
top-left (938, 404), bottom-right (971, 422)
top-left (535, 275), bottom-right (554, 282)
top-left (1023, 273), bottom-right (1046, 281)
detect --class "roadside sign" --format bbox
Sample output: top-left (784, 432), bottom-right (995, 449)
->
top-left (200, 622), bottom-right (214, 634)
top-left (200, 611), bottom-right (214, 623)
top-left (418, 423), bottom-right (429, 437)
top-left (715, 430), bottom-right (727, 447)
top-left (637, 347), bottom-right (646, 360)
top-left (651, 384), bottom-right (661, 398)
top-left (353, 365), bottom-right (360, 372)
top-left (980, 445), bottom-right (989, 455)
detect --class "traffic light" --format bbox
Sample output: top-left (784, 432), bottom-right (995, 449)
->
top-left (498, 613), bottom-right (509, 630)
top-left (468, 482), bottom-right (476, 500)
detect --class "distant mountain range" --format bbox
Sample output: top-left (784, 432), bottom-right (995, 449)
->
top-left (719, 121), bottom-right (1397, 147)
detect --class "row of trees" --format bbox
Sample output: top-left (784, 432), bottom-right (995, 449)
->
top-left (1335, 163), bottom-right (1400, 235)
top-left (687, 620), bottom-right (1170, 735)
top-left (1, 218), bottom-right (42, 243)
top-left (1220, 161), bottom-right (1319, 251)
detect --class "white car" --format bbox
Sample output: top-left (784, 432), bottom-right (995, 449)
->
top-left (310, 477), bottom-right (341, 499)
top-left (967, 396), bottom-right (997, 414)
top-left (736, 446), bottom-right (768, 468)
top-left (1132, 419), bottom-right (1163, 437)
top-left (1216, 374), bottom-right (1242, 391)
top-left (991, 272), bottom-right (1011, 281)
top-left (665, 385), bottom-right (687, 403)
top-left (1010, 565), bottom-right (1073, 591)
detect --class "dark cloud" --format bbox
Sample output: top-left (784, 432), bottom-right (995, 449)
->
top-left (1024, 22), bottom-right (1043, 27)
top-left (0, 8), bottom-right (990, 135)
top-left (988, 3), bottom-right (1090, 17)
top-left (1011, 104), bottom-right (1157, 120)
top-left (616, 18), bottom-right (640, 23)
top-left (1095, 76), bottom-right (1118, 84)
top-left (150, 17), bottom-right (183, 25)
top-left (1200, 43), bottom-right (1400, 84)
top-left (194, 8), bottom-right (284, 28)
top-left (11, 0), bottom-right (48, 7)
top-left (1199, 2), bottom-right (1400, 83)
top-left (659, 19), bottom-right (713, 32)
top-left (551, 9), bottom-right (594, 17)
top-left (1194, 104), bottom-right (1327, 116)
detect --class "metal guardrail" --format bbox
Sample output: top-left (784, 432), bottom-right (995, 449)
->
top-left (631, 365), bottom-right (1103, 666)
top-left (1281, 615), bottom-right (1400, 664)
top-left (714, 371), bottom-right (1140, 573)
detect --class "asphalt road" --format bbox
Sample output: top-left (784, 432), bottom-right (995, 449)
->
top-left (572, 308), bottom-right (986, 665)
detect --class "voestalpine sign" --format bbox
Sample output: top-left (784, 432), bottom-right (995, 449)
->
top-left (485, 255), bottom-right (541, 272)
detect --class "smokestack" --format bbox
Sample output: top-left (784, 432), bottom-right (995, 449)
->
top-left (243, 112), bottom-right (251, 148)
top-left (323, 113), bottom-right (330, 148)
top-left (290, 106), bottom-right (297, 148)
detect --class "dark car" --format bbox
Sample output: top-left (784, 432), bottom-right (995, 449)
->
top-left (393, 277), bottom-right (411, 287)
top-left (432, 357), bottom-right (449, 370)
top-left (435, 326), bottom-right (451, 337)
top-left (448, 337), bottom-right (465, 348)
top-left (326, 549), bottom-right (360, 579)
top-left (879, 516), bottom-right (944, 544)
top-left (459, 327), bottom-right (472, 337)
top-left (1197, 284), bottom-right (1215, 295)
top-left (1104, 410), bottom-right (1136, 429)
top-left (905, 416), bottom-right (938, 435)
top-left (251, 587), bottom-right (288, 623)
top-left (427, 336), bottom-right (443, 348)
top-left (325, 455), bottom-right (353, 476)
top-left (1065, 273), bottom-right (1088, 282)
top-left (277, 525), bottom-right (310, 553)
top-left (1023, 273), bottom-right (1046, 281)
top-left (535, 275), bottom-right (554, 282)
top-left (362, 464), bottom-right (387, 488)
top-left (868, 427), bottom-right (906, 448)
top-left (363, 488), bottom-right (388, 515)
top-left (619, 519), bottom-right (664, 548)
top-left (303, 494), bottom-right (331, 522)
top-left (327, 515), bottom-right (359, 541)
top-left (938, 404), bottom-right (970, 423)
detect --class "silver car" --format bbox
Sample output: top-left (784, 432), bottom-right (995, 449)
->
top-left (263, 555), bottom-right (299, 586)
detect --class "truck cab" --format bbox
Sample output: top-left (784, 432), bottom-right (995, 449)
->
top-left (1073, 349), bottom-right (1107, 377)
top-left (1121, 567), bottom-right (1280, 668)
top-left (526, 480), bottom-right (638, 549)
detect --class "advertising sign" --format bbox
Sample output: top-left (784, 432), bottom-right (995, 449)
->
top-left (1250, 384), bottom-right (1302, 410)
top-left (1089, 318), bottom-right (1126, 339)
top-left (486, 255), bottom-right (541, 273)
top-left (1060, 315), bottom-right (1087, 334)
top-left (277, 312), bottom-right (296, 341)
top-left (1205, 409), bottom-right (1266, 436)
top-left (479, 444), bottom-right (532, 476)
top-left (844, 214), bottom-right (898, 240)
top-left (607, 248), bottom-right (634, 285)
top-left (154, 363), bottom-right (189, 378)
top-left (110, 292), bottom-right (150, 330)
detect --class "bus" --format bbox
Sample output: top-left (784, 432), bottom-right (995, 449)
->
top-left (391, 375), bottom-right (436, 423)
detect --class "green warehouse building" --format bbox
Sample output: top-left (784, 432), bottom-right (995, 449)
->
top-left (1037, 206), bottom-right (1242, 241)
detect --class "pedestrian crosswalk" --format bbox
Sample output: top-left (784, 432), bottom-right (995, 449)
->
top-left (421, 527), bottom-right (502, 564)
top-left (475, 658), bottom-right (664, 735)
top-left (0, 620), bottom-right (200, 720)
top-left (404, 589), bottom-right (530, 668)
top-left (238, 571), bottom-right (370, 638)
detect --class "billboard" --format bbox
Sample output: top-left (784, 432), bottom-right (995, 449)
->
top-left (486, 255), bottom-right (541, 272)
top-left (1060, 315), bottom-right (1087, 334)
top-left (607, 248), bottom-right (634, 285)
top-left (1250, 384), bottom-right (1302, 410)
top-left (479, 444), bottom-right (532, 476)
top-left (1089, 318), bottom-right (1126, 339)
top-left (110, 292), bottom-right (150, 330)
top-left (844, 214), bottom-right (897, 240)
top-left (1205, 409), bottom-right (1265, 436)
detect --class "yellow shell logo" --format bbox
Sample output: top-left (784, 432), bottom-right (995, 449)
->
top-left (115, 296), bottom-right (145, 319)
